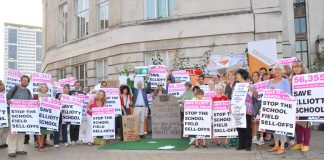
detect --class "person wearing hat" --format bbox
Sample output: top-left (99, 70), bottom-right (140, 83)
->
top-left (152, 82), bottom-right (167, 100)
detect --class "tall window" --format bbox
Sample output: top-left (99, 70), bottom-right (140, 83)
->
top-left (294, 17), bottom-right (306, 33)
top-left (96, 59), bottom-right (108, 82)
top-left (296, 40), bottom-right (308, 65)
top-left (58, 68), bottom-right (66, 79)
top-left (59, 3), bottom-right (68, 43)
top-left (98, 0), bottom-right (109, 30)
top-left (76, 0), bottom-right (89, 38)
top-left (146, 0), bottom-right (176, 19)
top-left (74, 63), bottom-right (87, 88)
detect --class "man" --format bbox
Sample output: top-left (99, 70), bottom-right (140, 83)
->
top-left (259, 67), bottom-right (268, 81)
top-left (0, 80), bottom-right (8, 149)
top-left (213, 74), bottom-right (226, 89)
top-left (198, 75), bottom-right (206, 85)
top-left (100, 81), bottom-right (108, 88)
top-left (6, 75), bottom-right (32, 158)
top-left (68, 81), bottom-right (85, 145)
top-left (132, 81), bottom-right (149, 138)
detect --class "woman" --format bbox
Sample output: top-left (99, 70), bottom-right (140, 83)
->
top-left (178, 82), bottom-right (194, 122)
top-left (0, 80), bottom-right (8, 149)
top-left (152, 82), bottom-right (167, 100)
top-left (290, 61), bottom-right (311, 152)
top-left (37, 83), bottom-right (52, 152)
top-left (235, 69), bottom-right (258, 152)
top-left (85, 90), bottom-right (106, 145)
top-left (120, 85), bottom-right (133, 115)
top-left (54, 84), bottom-right (70, 148)
top-left (267, 64), bottom-right (291, 155)
top-left (192, 89), bottom-right (207, 148)
top-left (208, 79), bottom-right (215, 91)
top-left (262, 72), bottom-right (271, 81)
top-left (225, 71), bottom-right (236, 100)
top-left (251, 71), bottom-right (260, 144)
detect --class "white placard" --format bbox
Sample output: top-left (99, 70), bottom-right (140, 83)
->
top-left (213, 101), bottom-right (238, 138)
top-left (149, 65), bottom-right (167, 89)
top-left (231, 83), bottom-right (249, 128)
top-left (0, 93), bottom-right (8, 128)
top-left (39, 97), bottom-right (61, 131)
top-left (60, 94), bottom-right (83, 125)
top-left (28, 72), bottom-right (53, 97)
top-left (172, 70), bottom-right (190, 83)
top-left (5, 69), bottom-right (23, 94)
top-left (101, 88), bottom-right (122, 116)
top-left (168, 83), bottom-right (186, 98)
top-left (92, 107), bottom-right (115, 139)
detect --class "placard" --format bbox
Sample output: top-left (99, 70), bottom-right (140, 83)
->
top-left (77, 94), bottom-right (91, 120)
top-left (213, 101), bottom-right (238, 138)
top-left (259, 89), bottom-right (296, 136)
top-left (253, 80), bottom-right (269, 101)
top-left (203, 91), bottom-right (216, 100)
top-left (276, 57), bottom-right (298, 67)
top-left (231, 83), bottom-right (249, 128)
top-left (149, 65), bottom-right (167, 89)
top-left (122, 115), bottom-right (140, 141)
top-left (147, 93), bottom-right (153, 108)
top-left (28, 72), bottom-right (53, 96)
top-left (5, 69), bottom-right (23, 93)
top-left (168, 83), bottom-right (186, 98)
top-left (39, 97), bottom-right (61, 131)
top-left (0, 93), bottom-right (8, 128)
top-left (151, 95), bottom-right (181, 139)
top-left (293, 72), bottom-right (324, 121)
top-left (10, 100), bottom-right (40, 135)
top-left (184, 100), bottom-right (212, 139)
top-left (60, 94), bottom-right (83, 125)
top-left (199, 85), bottom-right (210, 92)
top-left (135, 66), bottom-right (149, 76)
top-left (92, 107), bottom-right (115, 138)
top-left (58, 77), bottom-right (77, 90)
top-left (101, 88), bottom-right (122, 116)
top-left (172, 70), bottom-right (190, 83)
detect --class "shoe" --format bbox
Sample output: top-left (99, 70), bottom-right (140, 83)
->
top-left (87, 143), bottom-right (93, 146)
top-left (301, 146), bottom-right (310, 152)
top-left (202, 145), bottom-right (207, 148)
top-left (274, 148), bottom-right (285, 155)
top-left (284, 142), bottom-right (289, 148)
top-left (257, 139), bottom-right (265, 145)
top-left (71, 141), bottom-right (76, 145)
top-left (189, 138), bottom-right (195, 145)
top-left (16, 151), bottom-right (27, 155)
top-left (269, 144), bottom-right (275, 147)
top-left (64, 143), bottom-right (70, 147)
top-left (252, 138), bottom-right (258, 144)
top-left (195, 145), bottom-right (199, 148)
top-left (291, 144), bottom-right (303, 150)
top-left (0, 144), bottom-right (7, 148)
top-left (24, 140), bottom-right (29, 144)
top-left (236, 147), bottom-right (245, 150)
top-left (267, 147), bottom-right (279, 152)
top-left (246, 148), bottom-right (251, 151)
top-left (139, 135), bottom-right (145, 139)
top-left (54, 145), bottom-right (59, 148)
top-left (8, 153), bottom-right (16, 158)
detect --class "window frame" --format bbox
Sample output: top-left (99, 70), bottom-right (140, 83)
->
top-left (59, 3), bottom-right (68, 43)
top-left (75, 0), bottom-right (89, 38)
top-left (295, 40), bottom-right (308, 65)
top-left (294, 17), bottom-right (307, 34)
top-left (97, 0), bottom-right (109, 31)
top-left (73, 63), bottom-right (87, 88)
top-left (145, 0), bottom-right (175, 20)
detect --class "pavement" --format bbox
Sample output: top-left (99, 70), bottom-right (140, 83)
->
top-left (0, 130), bottom-right (323, 160)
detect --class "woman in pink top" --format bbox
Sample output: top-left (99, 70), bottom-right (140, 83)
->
top-left (85, 90), bottom-right (106, 145)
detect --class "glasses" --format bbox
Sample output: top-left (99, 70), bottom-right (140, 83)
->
top-left (158, 85), bottom-right (163, 86)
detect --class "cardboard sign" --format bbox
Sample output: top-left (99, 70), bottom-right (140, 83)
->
top-left (172, 70), bottom-right (190, 83)
top-left (259, 89), bottom-right (297, 136)
top-left (39, 97), bottom-right (61, 131)
top-left (0, 93), bottom-right (8, 128)
top-left (213, 101), bottom-right (238, 138)
top-left (149, 65), bottom-right (167, 89)
top-left (151, 95), bottom-right (181, 139)
top-left (122, 115), bottom-right (140, 141)
top-left (184, 100), bottom-right (212, 139)
top-left (28, 72), bottom-right (53, 97)
top-left (231, 83), bottom-right (249, 128)
top-left (293, 72), bottom-right (324, 122)
top-left (5, 69), bottom-right (23, 94)
top-left (60, 94), bottom-right (83, 125)
top-left (10, 100), bottom-right (40, 135)
top-left (92, 107), bottom-right (115, 139)
top-left (168, 83), bottom-right (186, 98)
top-left (101, 88), bottom-right (122, 116)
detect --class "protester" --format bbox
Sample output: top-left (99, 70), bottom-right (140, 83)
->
top-left (132, 81), bottom-right (149, 138)
top-left (290, 61), bottom-right (311, 152)
top-left (262, 72), bottom-right (271, 81)
top-left (283, 65), bottom-right (292, 82)
top-left (178, 82), bottom-right (194, 122)
top-left (120, 85), bottom-right (133, 115)
top-left (251, 71), bottom-right (260, 144)
top-left (192, 86), bottom-right (200, 95)
top-left (54, 84), bottom-right (70, 148)
top-left (68, 81), bottom-right (85, 145)
top-left (198, 75), bottom-right (206, 85)
top-left (152, 82), bottom-right (167, 100)
top-left (269, 65), bottom-right (276, 79)
top-left (85, 90), bottom-right (106, 145)
top-left (259, 67), bottom-right (267, 81)
top-left (224, 71), bottom-right (236, 100)
top-left (83, 86), bottom-right (90, 94)
top-left (100, 81), bottom-right (108, 88)
top-left (208, 79), bottom-right (215, 91)
top-left (212, 84), bottom-right (229, 148)
top-left (192, 89), bottom-right (206, 148)
top-left (6, 75), bottom-right (33, 158)
top-left (0, 80), bottom-right (8, 149)
top-left (266, 64), bottom-right (291, 155)
top-left (234, 69), bottom-right (258, 152)
top-left (213, 74), bottom-right (226, 89)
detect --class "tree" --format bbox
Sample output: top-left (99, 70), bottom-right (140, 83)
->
top-left (312, 47), bottom-right (324, 72)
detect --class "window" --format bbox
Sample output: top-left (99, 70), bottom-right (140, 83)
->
top-left (8, 62), bottom-right (17, 70)
top-left (36, 32), bottom-right (42, 46)
top-left (76, 0), bottom-right (89, 38)
top-left (294, 17), bottom-right (306, 33)
top-left (36, 47), bottom-right (42, 61)
top-left (8, 45), bottom-right (17, 60)
top-left (74, 63), bottom-right (87, 87)
top-left (98, 0), bottom-right (109, 30)
top-left (295, 41), bottom-right (308, 65)
top-left (8, 29), bottom-right (17, 44)
top-left (58, 68), bottom-right (66, 79)
top-left (146, 0), bottom-right (176, 19)
top-left (145, 51), bottom-right (174, 66)
top-left (294, 0), bottom-right (305, 4)
top-left (96, 59), bottom-right (108, 82)
top-left (59, 3), bottom-right (68, 43)
top-left (36, 63), bottom-right (42, 72)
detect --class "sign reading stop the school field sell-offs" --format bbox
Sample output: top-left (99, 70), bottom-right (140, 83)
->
top-left (213, 101), bottom-right (238, 138)
top-left (101, 88), bottom-right (122, 116)
top-left (0, 93), bottom-right (8, 128)
top-left (5, 69), bottom-right (23, 94)
top-left (293, 72), bottom-right (324, 122)
top-left (92, 107), bottom-right (115, 139)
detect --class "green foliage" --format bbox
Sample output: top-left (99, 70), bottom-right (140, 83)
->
top-left (312, 48), bottom-right (324, 72)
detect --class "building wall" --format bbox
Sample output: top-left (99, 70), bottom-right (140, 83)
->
top-left (43, 0), bottom-right (296, 87)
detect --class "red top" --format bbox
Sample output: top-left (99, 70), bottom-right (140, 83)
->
top-left (212, 95), bottom-right (228, 101)
top-left (87, 99), bottom-right (104, 116)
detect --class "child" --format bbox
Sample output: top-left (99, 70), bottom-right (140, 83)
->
top-left (212, 84), bottom-right (229, 148)
top-left (192, 89), bottom-right (207, 148)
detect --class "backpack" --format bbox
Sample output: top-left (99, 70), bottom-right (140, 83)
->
top-left (7, 85), bottom-right (32, 101)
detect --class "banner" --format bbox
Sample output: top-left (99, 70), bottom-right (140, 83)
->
top-left (149, 65), bottom-right (167, 89)
top-left (259, 89), bottom-right (296, 136)
top-left (184, 100), bottom-right (212, 139)
top-left (168, 83), bottom-right (186, 98)
top-left (122, 115), bottom-right (140, 141)
top-left (92, 107), bottom-right (115, 139)
top-left (5, 69), bottom-right (23, 93)
top-left (248, 39), bottom-right (277, 74)
top-left (135, 66), bottom-right (149, 76)
top-left (203, 91), bottom-right (216, 100)
top-left (0, 93), bottom-right (8, 128)
top-left (28, 72), bottom-right (53, 96)
top-left (293, 72), bottom-right (324, 121)
top-left (101, 88), bottom-right (122, 116)
top-left (276, 57), bottom-right (298, 67)
top-left (10, 100), bottom-right (40, 135)
top-left (77, 94), bottom-right (91, 120)
top-left (39, 97), bottom-right (61, 131)
top-left (213, 101), bottom-right (238, 138)
top-left (172, 70), bottom-right (190, 83)
top-left (253, 80), bottom-right (269, 101)
top-left (60, 94), bottom-right (83, 125)
top-left (231, 83), bottom-right (249, 128)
